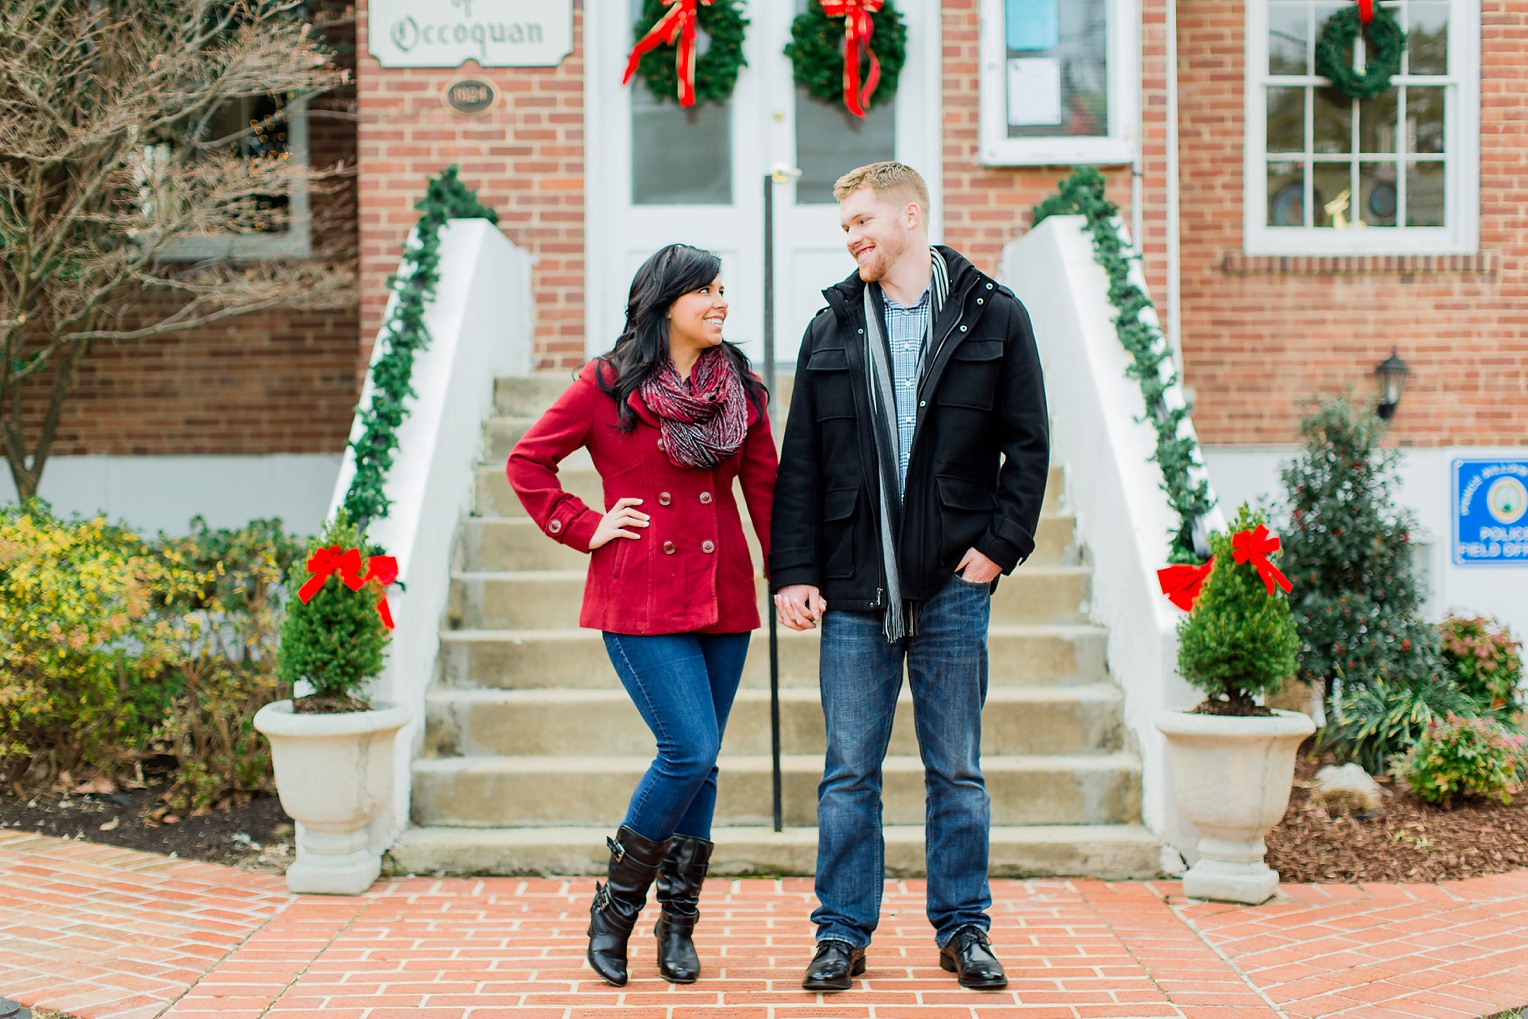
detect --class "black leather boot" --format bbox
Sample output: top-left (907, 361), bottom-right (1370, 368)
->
top-left (587, 826), bottom-right (669, 986)
top-left (653, 833), bottom-right (714, 983)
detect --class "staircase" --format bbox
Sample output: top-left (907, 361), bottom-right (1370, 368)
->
top-left (387, 375), bottom-right (1162, 878)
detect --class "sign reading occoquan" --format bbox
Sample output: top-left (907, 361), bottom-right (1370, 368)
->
top-left (369, 0), bottom-right (573, 69)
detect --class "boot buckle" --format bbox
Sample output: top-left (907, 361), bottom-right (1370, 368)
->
top-left (607, 836), bottom-right (627, 863)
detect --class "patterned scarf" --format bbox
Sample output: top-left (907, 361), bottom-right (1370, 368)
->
top-left (638, 346), bottom-right (748, 469)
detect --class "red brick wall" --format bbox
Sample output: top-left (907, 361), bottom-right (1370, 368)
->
top-left (1175, 2), bottom-right (1528, 447)
top-left (355, 0), bottom-right (587, 372)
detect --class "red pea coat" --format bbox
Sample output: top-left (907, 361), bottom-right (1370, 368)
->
top-left (507, 360), bottom-right (777, 635)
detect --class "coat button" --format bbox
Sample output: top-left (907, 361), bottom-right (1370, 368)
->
top-left (977, 297), bottom-right (984, 305)
top-left (658, 492), bottom-right (672, 506)
top-left (663, 541), bottom-right (676, 555)
top-left (986, 282), bottom-right (994, 289)
top-left (960, 325), bottom-right (968, 332)
top-left (548, 519), bottom-right (562, 534)
top-left (657, 438), bottom-right (666, 451)
top-left (699, 491), bottom-right (713, 505)
top-left (701, 540), bottom-right (715, 554)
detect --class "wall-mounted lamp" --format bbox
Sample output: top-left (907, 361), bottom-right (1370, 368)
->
top-left (1375, 347), bottom-right (1410, 421)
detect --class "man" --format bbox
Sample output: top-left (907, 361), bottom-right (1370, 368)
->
top-left (769, 162), bottom-right (1049, 993)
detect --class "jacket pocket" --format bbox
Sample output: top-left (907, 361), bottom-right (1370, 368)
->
top-left (822, 485), bottom-right (859, 579)
top-left (935, 474), bottom-right (996, 563)
top-left (939, 338), bottom-right (1004, 410)
top-left (808, 347), bottom-right (855, 420)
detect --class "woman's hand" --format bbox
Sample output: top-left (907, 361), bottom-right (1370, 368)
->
top-left (589, 497), bottom-right (649, 550)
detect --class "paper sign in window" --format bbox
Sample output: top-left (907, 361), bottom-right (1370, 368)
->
top-left (1007, 58), bottom-right (1063, 127)
top-left (1006, 0), bottom-right (1060, 51)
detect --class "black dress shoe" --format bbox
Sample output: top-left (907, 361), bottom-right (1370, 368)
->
top-left (801, 939), bottom-right (866, 992)
top-left (938, 925), bottom-right (1008, 990)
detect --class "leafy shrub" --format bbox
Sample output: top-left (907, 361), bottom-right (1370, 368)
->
top-left (1400, 713), bottom-right (1528, 807)
top-left (156, 516), bottom-right (304, 613)
top-left (1325, 673), bottom-right (1485, 775)
top-left (1280, 395), bottom-right (1438, 703)
top-left (0, 504), bottom-right (202, 787)
top-left (1439, 615), bottom-right (1524, 716)
top-left (1176, 504), bottom-right (1300, 714)
top-left (276, 515), bottom-right (391, 710)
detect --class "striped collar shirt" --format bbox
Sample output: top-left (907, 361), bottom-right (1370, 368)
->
top-left (881, 286), bottom-right (931, 492)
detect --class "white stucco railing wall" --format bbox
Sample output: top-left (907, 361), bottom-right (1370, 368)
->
top-left (325, 219), bottom-right (532, 855)
top-left (1000, 215), bottom-right (1223, 862)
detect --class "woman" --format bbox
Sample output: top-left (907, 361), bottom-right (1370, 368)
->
top-left (508, 244), bottom-right (777, 987)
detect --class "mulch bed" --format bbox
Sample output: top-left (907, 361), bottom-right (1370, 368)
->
top-left (1266, 744), bottom-right (1528, 883)
top-left (0, 769), bottom-right (293, 873)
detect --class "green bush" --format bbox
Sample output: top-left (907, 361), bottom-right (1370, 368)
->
top-left (1176, 504), bottom-right (1300, 714)
top-left (1325, 673), bottom-right (1486, 775)
top-left (1439, 615), bottom-right (1524, 717)
top-left (276, 515), bottom-right (390, 710)
top-left (1400, 713), bottom-right (1528, 807)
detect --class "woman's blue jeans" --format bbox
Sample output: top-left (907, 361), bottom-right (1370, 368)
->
top-left (602, 630), bottom-right (751, 842)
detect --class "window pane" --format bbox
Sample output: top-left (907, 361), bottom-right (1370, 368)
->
top-left (1313, 88), bottom-right (1353, 153)
top-left (1357, 89), bottom-right (1398, 153)
top-left (796, 88), bottom-right (896, 205)
top-left (1407, 3), bottom-right (1449, 75)
top-left (1268, 5), bottom-right (1309, 74)
top-left (1267, 87), bottom-right (1307, 153)
top-left (1268, 161), bottom-right (1307, 227)
top-left (1006, 0), bottom-right (1108, 138)
top-left (1406, 161), bottom-right (1446, 226)
top-left (1407, 86), bottom-right (1446, 154)
top-left (631, 87), bottom-right (733, 205)
top-left (1359, 162), bottom-right (1399, 226)
top-left (1313, 162), bottom-right (1354, 228)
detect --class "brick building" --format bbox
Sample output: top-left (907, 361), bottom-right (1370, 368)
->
top-left (13, 0), bottom-right (1524, 620)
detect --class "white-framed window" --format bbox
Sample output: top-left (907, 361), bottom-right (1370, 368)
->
top-left (1244, 0), bottom-right (1479, 256)
top-left (157, 97), bottom-right (313, 262)
top-left (978, 0), bottom-right (1138, 166)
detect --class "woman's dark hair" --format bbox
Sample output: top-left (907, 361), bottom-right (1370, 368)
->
top-left (596, 243), bottom-right (768, 430)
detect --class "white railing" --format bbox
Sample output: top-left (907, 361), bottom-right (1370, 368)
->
top-left (326, 219), bottom-right (532, 857)
top-left (1000, 215), bottom-right (1224, 862)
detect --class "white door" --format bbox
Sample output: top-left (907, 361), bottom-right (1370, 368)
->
top-left (586, 1), bottom-right (942, 371)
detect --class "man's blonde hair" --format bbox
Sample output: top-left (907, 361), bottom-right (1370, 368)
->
top-left (832, 161), bottom-right (930, 215)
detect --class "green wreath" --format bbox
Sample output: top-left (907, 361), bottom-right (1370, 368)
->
top-left (785, 1), bottom-right (908, 114)
top-left (1315, 6), bottom-right (1407, 101)
top-left (631, 0), bottom-right (748, 106)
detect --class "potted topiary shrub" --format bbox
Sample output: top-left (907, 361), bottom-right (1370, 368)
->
top-left (1155, 505), bottom-right (1314, 904)
top-left (253, 515), bottom-right (408, 894)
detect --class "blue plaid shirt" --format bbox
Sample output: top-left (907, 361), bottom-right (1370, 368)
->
top-left (882, 286), bottom-right (931, 492)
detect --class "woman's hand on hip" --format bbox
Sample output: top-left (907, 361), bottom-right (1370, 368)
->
top-left (589, 497), bottom-right (649, 550)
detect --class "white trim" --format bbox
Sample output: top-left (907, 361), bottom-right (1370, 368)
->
top-left (1241, 0), bottom-right (1479, 256)
top-left (978, 0), bottom-right (1139, 167)
top-left (157, 100), bottom-right (314, 262)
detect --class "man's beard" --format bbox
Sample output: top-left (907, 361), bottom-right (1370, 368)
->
top-left (857, 231), bottom-right (907, 283)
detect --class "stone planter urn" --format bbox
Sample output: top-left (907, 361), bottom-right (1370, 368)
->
top-left (254, 699), bottom-right (410, 895)
top-left (1155, 708), bottom-right (1315, 905)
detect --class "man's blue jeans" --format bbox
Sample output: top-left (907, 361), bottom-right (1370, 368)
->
top-left (602, 631), bottom-right (751, 842)
top-left (812, 574), bottom-right (993, 948)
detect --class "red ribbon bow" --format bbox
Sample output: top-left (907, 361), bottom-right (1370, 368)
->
top-left (298, 546), bottom-right (399, 630)
top-left (622, 0), bottom-right (711, 108)
top-left (1232, 524), bottom-right (1293, 598)
top-left (821, 0), bottom-right (884, 118)
top-left (1357, 0), bottom-right (1374, 24)
top-left (1157, 560), bottom-right (1215, 612)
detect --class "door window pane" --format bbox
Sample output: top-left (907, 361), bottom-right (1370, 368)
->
top-left (1407, 86), bottom-right (1446, 153)
top-left (1312, 162), bottom-right (1353, 228)
top-left (1268, 160), bottom-right (1307, 227)
top-left (1005, 0), bottom-right (1108, 138)
top-left (1407, 4), bottom-right (1449, 74)
top-left (629, 0), bottom-right (731, 205)
top-left (1267, 87), bottom-right (1307, 153)
top-left (1268, 4), bottom-right (1309, 74)
top-left (1406, 162), bottom-right (1445, 225)
top-left (1313, 88), bottom-right (1353, 153)
top-left (796, 89), bottom-right (896, 205)
top-left (1359, 162), bottom-right (1399, 226)
top-left (1357, 90), bottom-right (1398, 153)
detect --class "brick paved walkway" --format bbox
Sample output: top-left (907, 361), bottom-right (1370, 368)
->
top-left (3, 830), bottom-right (1526, 1019)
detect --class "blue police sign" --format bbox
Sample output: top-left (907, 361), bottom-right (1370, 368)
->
top-left (1453, 459), bottom-right (1528, 565)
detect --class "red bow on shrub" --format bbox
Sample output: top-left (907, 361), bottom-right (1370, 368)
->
top-left (1157, 560), bottom-right (1215, 611)
top-left (821, 0), bottom-right (884, 118)
top-left (298, 546), bottom-right (398, 630)
top-left (364, 555), bottom-right (399, 630)
top-left (623, 0), bottom-right (711, 108)
top-left (1232, 524), bottom-right (1293, 597)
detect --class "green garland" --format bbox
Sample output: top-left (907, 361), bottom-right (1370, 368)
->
top-left (1315, 6), bottom-right (1407, 101)
top-left (1033, 168), bottom-right (1216, 564)
top-left (632, 0), bottom-right (749, 107)
top-left (785, 0), bottom-right (908, 113)
top-left (341, 166), bottom-right (498, 535)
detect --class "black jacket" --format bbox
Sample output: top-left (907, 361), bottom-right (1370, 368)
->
top-left (768, 245), bottom-right (1050, 611)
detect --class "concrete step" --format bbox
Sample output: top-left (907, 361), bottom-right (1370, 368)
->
top-left (494, 375), bottom-right (583, 417)
top-left (456, 512), bottom-right (1080, 572)
top-left (474, 463), bottom-right (1067, 519)
top-left (410, 752), bottom-right (1142, 828)
top-left (448, 565), bottom-right (1091, 631)
top-left (438, 622), bottom-right (1110, 690)
top-left (386, 823), bottom-right (1164, 879)
top-left (424, 683), bottom-right (1124, 759)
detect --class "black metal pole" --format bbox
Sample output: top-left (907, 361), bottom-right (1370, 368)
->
top-left (763, 172), bottom-right (783, 834)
